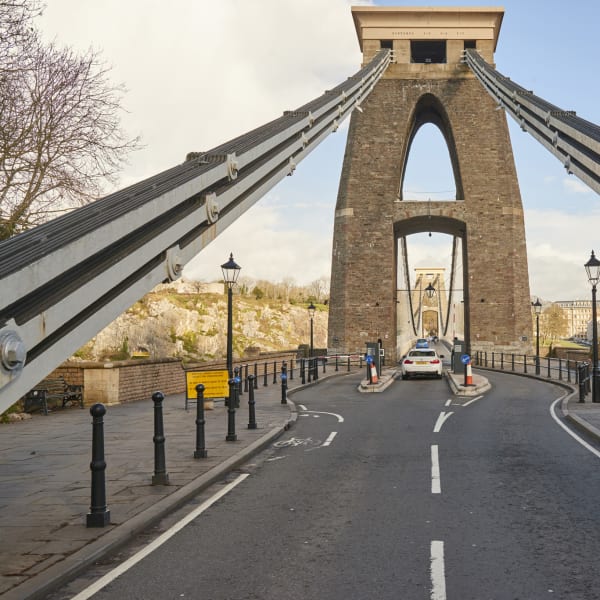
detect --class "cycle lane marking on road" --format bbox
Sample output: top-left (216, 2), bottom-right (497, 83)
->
top-left (70, 473), bottom-right (250, 600)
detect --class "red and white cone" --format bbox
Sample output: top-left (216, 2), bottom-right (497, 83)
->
top-left (465, 361), bottom-right (473, 386)
top-left (370, 362), bottom-right (379, 384)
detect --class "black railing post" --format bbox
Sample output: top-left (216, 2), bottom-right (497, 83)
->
top-left (226, 377), bottom-right (238, 441)
top-left (335, 355), bottom-right (339, 372)
top-left (244, 364), bottom-right (249, 392)
top-left (314, 357), bottom-right (319, 381)
top-left (300, 358), bottom-right (306, 384)
top-left (523, 354), bottom-right (527, 374)
top-left (151, 392), bottom-right (169, 485)
top-left (500, 353), bottom-right (504, 370)
top-left (273, 361), bottom-right (277, 385)
top-left (547, 357), bottom-right (551, 378)
top-left (492, 352), bottom-right (495, 369)
top-left (567, 359), bottom-right (572, 383)
top-left (247, 375), bottom-right (257, 429)
top-left (322, 357), bottom-right (326, 373)
top-left (281, 361), bottom-right (288, 404)
top-left (511, 354), bottom-right (515, 371)
top-left (579, 364), bottom-right (586, 402)
top-left (558, 358), bottom-right (563, 381)
top-left (87, 403), bottom-right (110, 527)
top-left (237, 366), bottom-right (244, 397)
top-left (290, 358), bottom-right (294, 381)
top-left (194, 384), bottom-right (207, 458)
top-left (254, 363), bottom-right (259, 389)
top-left (263, 362), bottom-right (268, 387)
top-left (307, 358), bottom-right (312, 383)
top-left (348, 356), bottom-right (351, 372)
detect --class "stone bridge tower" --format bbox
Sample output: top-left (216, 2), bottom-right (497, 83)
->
top-left (328, 6), bottom-right (532, 363)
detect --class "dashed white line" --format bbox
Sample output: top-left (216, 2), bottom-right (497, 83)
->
top-left (445, 399), bottom-right (452, 407)
top-left (430, 540), bottom-right (447, 600)
top-left (431, 445), bottom-right (441, 494)
top-left (433, 411), bottom-right (453, 433)
top-left (322, 431), bottom-right (337, 447)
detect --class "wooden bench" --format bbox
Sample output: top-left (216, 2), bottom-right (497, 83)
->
top-left (24, 377), bottom-right (84, 415)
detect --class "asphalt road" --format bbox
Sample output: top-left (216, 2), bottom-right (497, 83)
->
top-left (50, 370), bottom-right (600, 600)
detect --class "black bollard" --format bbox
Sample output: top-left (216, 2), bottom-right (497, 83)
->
top-left (247, 374), bottom-right (257, 429)
top-left (151, 392), bottom-right (170, 485)
top-left (281, 361), bottom-right (288, 404)
top-left (226, 377), bottom-right (238, 441)
top-left (87, 403), bottom-right (110, 527)
top-left (194, 384), bottom-right (207, 458)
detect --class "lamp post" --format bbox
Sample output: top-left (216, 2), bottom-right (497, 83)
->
top-left (308, 301), bottom-right (316, 357)
top-left (423, 283), bottom-right (436, 337)
top-left (221, 253), bottom-right (241, 378)
top-left (585, 250), bottom-right (600, 403)
top-left (533, 298), bottom-right (542, 375)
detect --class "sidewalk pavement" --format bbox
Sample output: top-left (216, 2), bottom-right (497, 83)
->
top-left (1, 368), bottom-right (353, 600)
top-left (2, 363), bottom-right (600, 600)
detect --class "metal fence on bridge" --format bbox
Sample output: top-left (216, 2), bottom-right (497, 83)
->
top-left (473, 351), bottom-right (591, 403)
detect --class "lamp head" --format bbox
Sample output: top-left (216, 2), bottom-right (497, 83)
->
top-left (221, 253), bottom-right (241, 287)
top-left (585, 250), bottom-right (600, 287)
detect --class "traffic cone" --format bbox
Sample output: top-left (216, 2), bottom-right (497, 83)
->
top-left (466, 361), bottom-right (473, 385)
top-left (370, 361), bottom-right (378, 384)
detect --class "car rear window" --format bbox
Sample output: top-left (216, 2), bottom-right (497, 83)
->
top-left (409, 350), bottom-right (435, 357)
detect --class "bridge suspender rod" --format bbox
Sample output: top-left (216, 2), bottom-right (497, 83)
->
top-left (463, 48), bottom-right (600, 195)
top-left (0, 51), bottom-right (391, 412)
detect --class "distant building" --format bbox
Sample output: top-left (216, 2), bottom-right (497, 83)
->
top-left (554, 300), bottom-right (592, 339)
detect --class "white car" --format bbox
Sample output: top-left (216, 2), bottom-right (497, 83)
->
top-left (401, 348), bottom-right (444, 380)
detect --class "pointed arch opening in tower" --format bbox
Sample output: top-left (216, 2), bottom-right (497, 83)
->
top-left (401, 123), bottom-right (457, 201)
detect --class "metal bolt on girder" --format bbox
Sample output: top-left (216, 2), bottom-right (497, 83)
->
top-left (0, 330), bottom-right (26, 371)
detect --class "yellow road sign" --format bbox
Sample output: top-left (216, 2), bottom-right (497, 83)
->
top-left (185, 370), bottom-right (229, 399)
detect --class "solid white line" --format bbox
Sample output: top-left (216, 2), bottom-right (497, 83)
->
top-left (550, 397), bottom-right (600, 459)
top-left (433, 412), bottom-right (453, 433)
top-left (431, 445), bottom-right (441, 494)
top-left (462, 395), bottom-right (483, 407)
top-left (71, 473), bottom-right (250, 600)
top-left (322, 431), bottom-right (338, 447)
top-left (430, 540), bottom-right (447, 600)
top-left (298, 404), bottom-right (307, 411)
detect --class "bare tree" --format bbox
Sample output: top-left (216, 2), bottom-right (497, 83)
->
top-left (0, 0), bottom-right (42, 69)
top-left (0, 1), bottom-right (141, 239)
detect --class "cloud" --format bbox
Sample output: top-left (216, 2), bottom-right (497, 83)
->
top-left (563, 177), bottom-right (593, 194)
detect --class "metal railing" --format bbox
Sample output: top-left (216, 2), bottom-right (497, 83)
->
top-left (473, 350), bottom-right (591, 402)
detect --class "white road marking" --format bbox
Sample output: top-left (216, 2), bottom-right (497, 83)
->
top-left (298, 404), bottom-right (307, 411)
top-left (551, 397), bottom-right (600, 458)
top-left (70, 473), bottom-right (249, 600)
top-left (433, 411), bottom-right (453, 433)
top-left (430, 540), bottom-right (447, 600)
top-left (304, 410), bottom-right (344, 423)
top-left (431, 445), bottom-right (441, 494)
top-left (445, 399), bottom-right (452, 407)
top-left (462, 395), bottom-right (483, 407)
top-left (322, 432), bottom-right (338, 447)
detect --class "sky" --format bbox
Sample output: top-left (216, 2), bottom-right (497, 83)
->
top-left (36, 0), bottom-right (600, 301)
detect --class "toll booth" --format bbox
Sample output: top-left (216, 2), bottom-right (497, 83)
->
top-left (451, 339), bottom-right (466, 372)
top-left (366, 342), bottom-right (381, 376)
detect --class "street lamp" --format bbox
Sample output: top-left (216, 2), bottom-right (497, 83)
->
top-left (422, 283), bottom-right (436, 337)
top-left (221, 253), bottom-right (241, 378)
top-left (585, 250), bottom-right (600, 402)
top-left (533, 298), bottom-right (542, 375)
top-left (307, 301), bottom-right (316, 357)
